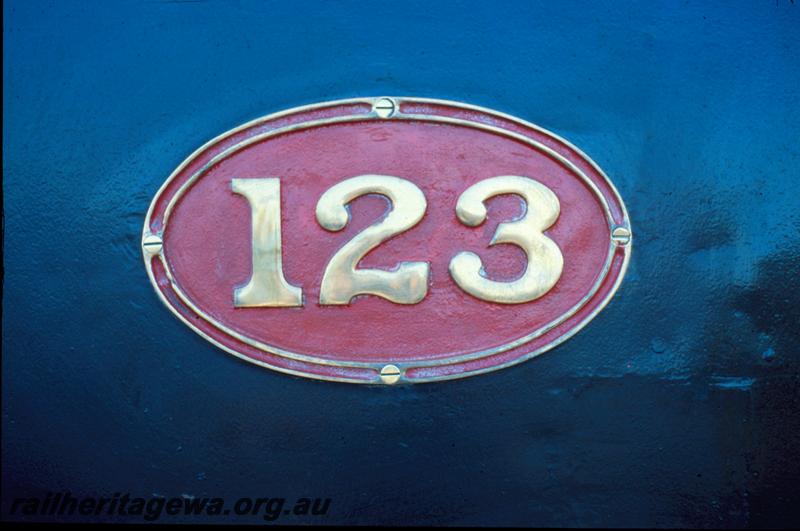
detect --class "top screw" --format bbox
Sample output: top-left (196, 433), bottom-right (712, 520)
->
top-left (373, 97), bottom-right (397, 118)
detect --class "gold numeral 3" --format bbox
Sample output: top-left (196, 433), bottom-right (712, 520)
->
top-left (449, 176), bottom-right (563, 304)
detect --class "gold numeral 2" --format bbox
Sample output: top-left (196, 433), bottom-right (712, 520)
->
top-left (316, 175), bottom-right (429, 305)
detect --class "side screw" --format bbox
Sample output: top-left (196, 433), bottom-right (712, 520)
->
top-left (611, 226), bottom-right (631, 246)
top-left (142, 234), bottom-right (163, 255)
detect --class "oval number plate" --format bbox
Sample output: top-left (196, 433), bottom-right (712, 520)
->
top-left (142, 97), bottom-right (632, 384)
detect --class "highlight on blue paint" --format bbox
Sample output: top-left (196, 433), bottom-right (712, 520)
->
top-left (710, 376), bottom-right (756, 391)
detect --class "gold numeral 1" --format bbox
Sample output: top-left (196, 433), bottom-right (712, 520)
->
top-left (231, 178), bottom-right (303, 307)
top-left (449, 175), bottom-right (564, 304)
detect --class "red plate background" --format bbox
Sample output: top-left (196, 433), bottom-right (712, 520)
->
top-left (143, 98), bottom-right (631, 383)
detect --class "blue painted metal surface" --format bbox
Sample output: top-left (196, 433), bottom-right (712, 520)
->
top-left (3, 0), bottom-right (799, 526)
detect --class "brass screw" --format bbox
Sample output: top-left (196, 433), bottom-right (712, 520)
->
top-left (142, 234), bottom-right (163, 255)
top-left (611, 226), bottom-right (631, 246)
top-left (380, 364), bottom-right (401, 384)
top-left (373, 97), bottom-right (397, 118)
